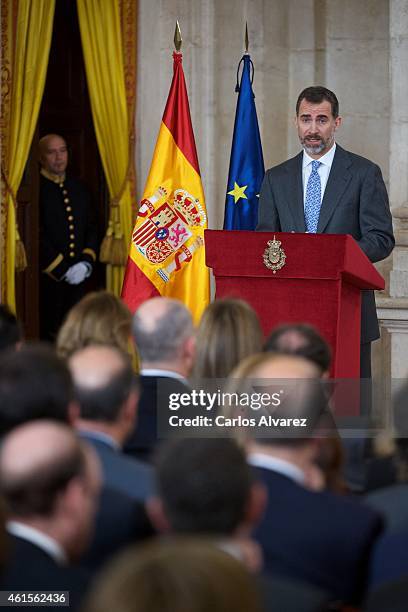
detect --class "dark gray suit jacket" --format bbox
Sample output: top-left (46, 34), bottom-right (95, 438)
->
top-left (79, 432), bottom-right (154, 502)
top-left (257, 144), bottom-right (394, 342)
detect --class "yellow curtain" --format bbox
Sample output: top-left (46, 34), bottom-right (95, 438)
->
top-left (77, 0), bottom-right (137, 296)
top-left (0, 0), bottom-right (55, 311)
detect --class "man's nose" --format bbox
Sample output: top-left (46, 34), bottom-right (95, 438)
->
top-left (306, 120), bottom-right (320, 132)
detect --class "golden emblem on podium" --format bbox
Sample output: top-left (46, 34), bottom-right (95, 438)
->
top-left (263, 236), bottom-right (286, 273)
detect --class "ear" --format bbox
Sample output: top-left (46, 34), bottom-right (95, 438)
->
top-left (67, 400), bottom-right (80, 426)
top-left (55, 476), bottom-right (83, 518)
top-left (182, 335), bottom-right (196, 371)
top-left (241, 482), bottom-right (268, 533)
top-left (122, 389), bottom-right (139, 425)
top-left (334, 115), bottom-right (342, 129)
top-left (145, 496), bottom-right (172, 534)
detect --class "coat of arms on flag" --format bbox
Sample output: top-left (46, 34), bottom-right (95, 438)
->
top-left (132, 186), bottom-right (206, 282)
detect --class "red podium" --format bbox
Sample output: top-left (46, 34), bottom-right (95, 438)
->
top-left (205, 231), bottom-right (384, 380)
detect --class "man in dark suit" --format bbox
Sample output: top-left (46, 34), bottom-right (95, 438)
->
top-left (124, 297), bottom-right (195, 463)
top-left (257, 86), bottom-right (394, 378)
top-left (0, 421), bottom-right (101, 611)
top-left (235, 352), bottom-right (383, 605)
top-left (147, 437), bottom-right (330, 612)
top-left (69, 344), bottom-right (154, 502)
top-left (39, 134), bottom-right (98, 341)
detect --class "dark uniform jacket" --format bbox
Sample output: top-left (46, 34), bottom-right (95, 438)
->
top-left (39, 171), bottom-right (97, 280)
top-left (39, 170), bottom-right (98, 340)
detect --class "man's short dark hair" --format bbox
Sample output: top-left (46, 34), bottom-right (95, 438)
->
top-left (296, 86), bottom-right (339, 119)
top-left (264, 323), bottom-right (331, 374)
top-left (73, 355), bottom-right (138, 422)
top-left (0, 305), bottom-right (22, 351)
top-left (0, 344), bottom-right (73, 436)
top-left (155, 438), bottom-right (252, 535)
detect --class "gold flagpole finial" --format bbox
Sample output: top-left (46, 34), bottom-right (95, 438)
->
top-left (245, 22), bottom-right (249, 53)
top-left (174, 20), bottom-right (182, 51)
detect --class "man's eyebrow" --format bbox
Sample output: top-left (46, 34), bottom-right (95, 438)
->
top-left (300, 113), bottom-right (330, 119)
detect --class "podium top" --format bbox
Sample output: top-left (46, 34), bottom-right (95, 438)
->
top-left (205, 230), bottom-right (384, 290)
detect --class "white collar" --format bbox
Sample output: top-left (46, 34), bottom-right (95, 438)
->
top-left (7, 521), bottom-right (68, 565)
top-left (302, 142), bottom-right (336, 168)
top-left (140, 368), bottom-right (187, 382)
top-left (248, 452), bottom-right (305, 485)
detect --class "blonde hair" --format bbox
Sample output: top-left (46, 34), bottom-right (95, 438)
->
top-left (84, 537), bottom-right (262, 612)
top-left (56, 291), bottom-right (137, 369)
top-left (193, 298), bottom-right (263, 379)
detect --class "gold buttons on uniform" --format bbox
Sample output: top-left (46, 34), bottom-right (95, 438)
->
top-left (64, 198), bottom-right (69, 204)
top-left (69, 225), bottom-right (74, 230)
top-left (63, 190), bottom-right (68, 195)
top-left (69, 243), bottom-right (75, 248)
top-left (70, 234), bottom-right (75, 240)
top-left (66, 206), bottom-right (72, 212)
top-left (68, 215), bottom-right (73, 221)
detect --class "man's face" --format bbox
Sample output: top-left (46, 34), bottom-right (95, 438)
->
top-left (296, 99), bottom-right (341, 159)
top-left (40, 136), bottom-right (68, 176)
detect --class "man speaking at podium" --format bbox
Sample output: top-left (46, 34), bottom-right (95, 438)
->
top-left (257, 86), bottom-right (394, 378)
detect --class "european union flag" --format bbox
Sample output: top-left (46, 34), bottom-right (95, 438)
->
top-left (223, 54), bottom-right (265, 230)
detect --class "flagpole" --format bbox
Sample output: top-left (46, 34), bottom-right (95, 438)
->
top-left (245, 21), bottom-right (249, 54)
top-left (174, 20), bottom-right (182, 51)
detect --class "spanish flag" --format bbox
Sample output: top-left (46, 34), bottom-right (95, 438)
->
top-left (121, 52), bottom-right (210, 323)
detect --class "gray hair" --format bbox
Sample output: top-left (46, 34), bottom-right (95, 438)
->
top-left (132, 301), bottom-right (193, 363)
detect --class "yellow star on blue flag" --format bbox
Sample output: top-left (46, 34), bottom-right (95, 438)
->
top-left (228, 182), bottom-right (248, 204)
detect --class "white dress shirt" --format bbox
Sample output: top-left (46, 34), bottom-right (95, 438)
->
top-left (302, 142), bottom-right (336, 208)
top-left (7, 521), bottom-right (67, 565)
top-left (248, 452), bottom-right (305, 486)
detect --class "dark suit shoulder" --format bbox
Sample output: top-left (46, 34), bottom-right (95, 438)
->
top-left (265, 152), bottom-right (302, 178)
top-left (333, 144), bottom-right (381, 172)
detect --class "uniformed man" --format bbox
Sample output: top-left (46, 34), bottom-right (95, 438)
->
top-left (39, 134), bottom-right (98, 340)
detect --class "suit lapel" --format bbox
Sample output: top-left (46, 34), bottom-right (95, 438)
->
top-left (317, 145), bottom-right (352, 233)
top-left (284, 153), bottom-right (306, 232)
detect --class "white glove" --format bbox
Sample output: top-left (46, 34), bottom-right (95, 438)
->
top-left (64, 262), bottom-right (91, 285)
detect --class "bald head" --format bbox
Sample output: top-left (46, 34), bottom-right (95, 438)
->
top-left (39, 134), bottom-right (68, 176)
top-left (0, 421), bottom-right (91, 516)
top-left (227, 353), bottom-right (327, 447)
top-left (70, 345), bottom-right (128, 389)
top-left (251, 353), bottom-right (321, 380)
top-left (69, 345), bottom-right (137, 424)
top-left (132, 297), bottom-right (194, 368)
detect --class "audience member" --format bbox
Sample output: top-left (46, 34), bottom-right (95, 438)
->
top-left (69, 345), bottom-right (153, 501)
top-left (148, 437), bottom-right (330, 612)
top-left (226, 352), bottom-right (383, 606)
top-left (0, 421), bottom-right (101, 610)
top-left (124, 297), bottom-right (195, 462)
top-left (39, 133), bottom-right (98, 341)
top-left (364, 576), bottom-right (408, 612)
top-left (264, 323), bottom-right (331, 376)
top-left (0, 498), bottom-right (8, 576)
top-left (193, 298), bottom-right (263, 379)
top-left (0, 304), bottom-right (22, 351)
top-left (265, 324), bottom-right (347, 493)
top-left (56, 290), bottom-right (137, 369)
top-left (83, 538), bottom-right (262, 612)
top-left (0, 344), bottom-right (76, 437)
